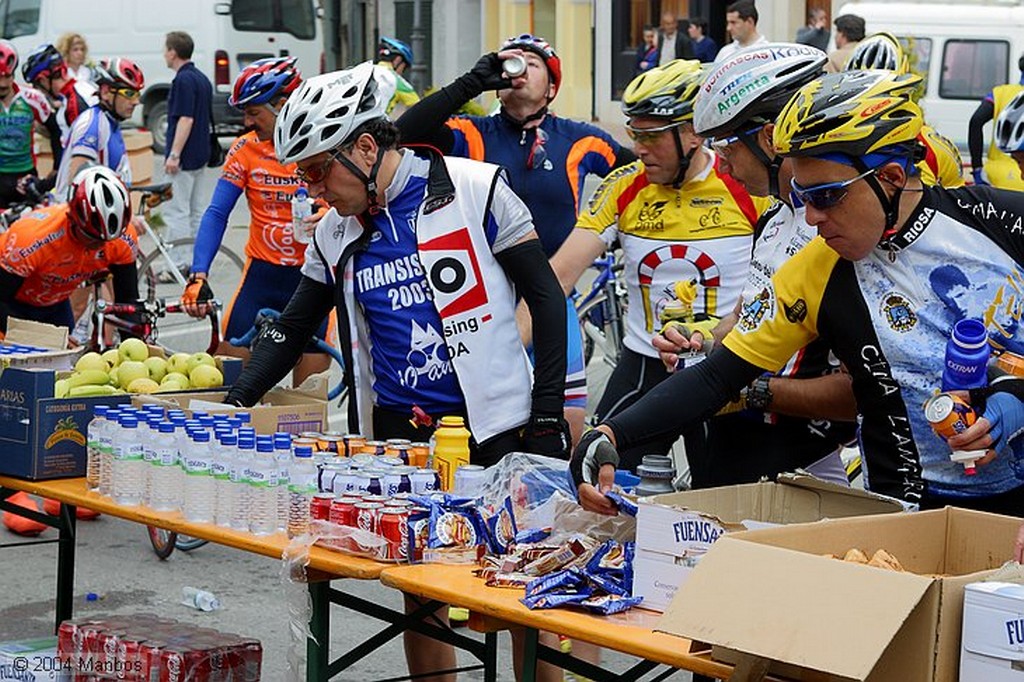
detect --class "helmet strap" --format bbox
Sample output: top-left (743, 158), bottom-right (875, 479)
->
top-left (853, 158), bottom-right (904, 245)
top-left (334, 146), bottom-right (385, 216)
top-left (671, 127), bottom-right (697, 189)
top-left (739, 133), bottom-right (784, 199)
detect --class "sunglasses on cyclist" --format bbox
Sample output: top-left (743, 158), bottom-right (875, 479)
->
top-left (113, 87), bottom-right (140, 99)
top-left (625, 121), bottom-right (685, 144)
top-left (296, 149), bottom-right (344, 184)
top-left (527, 128), bottom-right (549, 170)
top-left (790, 167), bottom-right (877, 210)
top-left (709, 125), bottom-right (764, 154)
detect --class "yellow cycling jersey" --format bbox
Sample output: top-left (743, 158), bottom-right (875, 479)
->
top-left (576, 150), bottom-right (771, 357)
top-left (376, 60), bottom-right (420, 116)
top-left (918, 124), bottom-right (964, 188)
top-left (985, 84), bottom-right (1024, 189)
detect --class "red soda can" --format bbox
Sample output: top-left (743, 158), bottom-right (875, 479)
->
top-left (924, 393), bottom-right (977, 439)
top-left (237, 639), bottom-right (263, 681)
top-left (99, 629), bottom-right (125, 672)
top-left (117, 635), bottom-right (145, 681)
top-left (57, 619), bottom-right (80, 661)
top-left (329, 496), bottom-right (359, 527)
top-left (138, 641), bottom-right (165, 682)
top-left (354, 501), bottom-right (383, 552)
top-left (379, 507), bottom-right (410, 561)
top-left (311, 492), bottom-right (334, 521)
top-left (385, 498), bottom-right (413, 508)
top-left (362, 494), bottom-right (389, 505)
top-left (160, 647), bottom-right (210, 682)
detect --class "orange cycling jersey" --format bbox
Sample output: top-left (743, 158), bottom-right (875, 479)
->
top-left (0, 205), bottom-right (137, 306)
top-left (220, 132), bottom-right (307, 266)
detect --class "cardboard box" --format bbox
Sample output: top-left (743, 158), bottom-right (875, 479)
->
top-left (0, 636), bottom-right (59, 680)
top-left (0, 356), bottom-right (242, 481)
top-left (0, 318), bottom-right (82, 371)
top-left (35, 128), bottom-right (154, 188)
top-left (632, 473), bottom-right (905, 612)
top-left (961, 582), bottom-right (1024, 681)
top-left (656, 507), bottom-right (1023, 681)
top-left (132, 377), bottom-right (328, 435)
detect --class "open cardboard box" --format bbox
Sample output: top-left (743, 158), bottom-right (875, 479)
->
top-left (656, 507), bottom-right (1023, 681)
top-left (0, 317), bottom-right (82, 370)
top-left (633, 473), bottom-right (906, 612)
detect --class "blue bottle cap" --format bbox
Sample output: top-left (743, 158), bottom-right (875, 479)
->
top-left (159, 422), bottom-right (175, 433)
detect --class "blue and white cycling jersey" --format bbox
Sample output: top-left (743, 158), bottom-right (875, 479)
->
top-left (54, 105), bottom-right (130, 196)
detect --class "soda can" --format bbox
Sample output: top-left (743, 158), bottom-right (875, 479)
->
top-left (317, 462), bottom-right (350, 492)
top-left (924, 392), bottom-right (977, 439)
top-left (352, 472), bottom-right (373, 494)
top-left (996, 351), bottom-right (1024, 377)
top-left (320, 434), bottom-right (346, 454)
top-left (454, 464), bottom-right (487, 498)
top-left (117, 635), bottom-right (145, 679)
top-left (362, 494), bottom-right (389, 505)
top-left (376, 455), bottom-right (404, 468)
top-left (385, 498), bottom-right (414, 508)
top-left (411, 468), bottom-right (441, 495)
top-left (138, 640), bottom-right (165, 682)
top-left (351, 454), bottom-right (376, 468)
top-left (362, 440), bottom-right (387, 456)
top-left (333, 471), bottom-right (359, 495)
top-left (343, 434), bottom-right (366, 457)
top-left (311, 492), bottom-right (334, 521)
top-left (160, 646), bottom-right (211, 682)
top-left (329, 496), bottom-right (359, 527)
top-left (503, 54), bottom-right (527, 78)
top-left (292, 437), bottom-right (319, 453)
top-left (410, 442), bottom-right (431, 468)
top-left (383, 467), bottom-right (414, 496)
top-left (354, 501), bottom-right (384, 553)
top-left (379, 507), bottom-right (410, 560)
top-left (365, 472), bottom-right (383, 496)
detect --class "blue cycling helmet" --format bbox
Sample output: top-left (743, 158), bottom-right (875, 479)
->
top-left (22, 44), bottom-right (64, 83)
top-left (378, 37), bottom-right (413, 68)
top-left (229, 56), bottom-right (302, 108)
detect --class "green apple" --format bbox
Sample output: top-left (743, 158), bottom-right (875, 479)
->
top-left (127, 377), bottom-right (160, 394)
top-left (189, 364), bottom-right (223, 389)
top-left (101, 348), bottom-right (120, 368)
top-left (144, 356), bottom-right (168, 382)
top-left (75, 352), bottom-right (108, 373)
top-left (161, 372), bottom-right (190, 390)
top-left (167, 352), bottom-right (191, 375)
top-left (118, 338), bottom-right (149, 363)
top-left (117, 360), bottom-right (149, 389)
top-left (186, 352), bottom-right (217, 375)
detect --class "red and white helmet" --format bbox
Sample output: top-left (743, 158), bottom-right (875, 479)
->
top-left (94, 57), bottom-right (145, 91)
top-left (68, 166), bottom-right (131, 243)
top-left (0, 40), bottom-right (18, 77)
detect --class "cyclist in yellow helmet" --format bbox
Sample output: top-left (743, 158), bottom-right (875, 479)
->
top-left (571, 69), bottom-right (1024, 517)
top-left (844, 32), bottom-right (965, 188)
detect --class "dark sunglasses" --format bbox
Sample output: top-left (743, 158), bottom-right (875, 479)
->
top-left (790, 167), bottom-right (876, 210)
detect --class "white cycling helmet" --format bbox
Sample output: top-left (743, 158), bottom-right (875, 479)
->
top-left (995, 90), bottom-right (1024, 155)
top-left (68, 165), bottom-right (131, 243)
top-left (274, 61), bottom-right (393, 165)
top-left (693, 43), bottom-right (825, 198)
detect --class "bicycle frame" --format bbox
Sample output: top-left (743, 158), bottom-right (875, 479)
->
top-left (130, 184), bottom-right (191, 289)
top-left (91, 297), bottom-right (223, 355)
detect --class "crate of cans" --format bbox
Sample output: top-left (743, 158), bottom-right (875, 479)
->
top-left (56, 614), bottom-right (261, 681)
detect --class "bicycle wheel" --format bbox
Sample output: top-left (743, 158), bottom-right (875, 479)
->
top-left (174, 535), bottom-right (209, 552)
top-left (138, 239), bottom-right (245, 354)
top-left (147, 525), bottom-right (177, 560)
top-left (577, 292), bottom-right (624, 370)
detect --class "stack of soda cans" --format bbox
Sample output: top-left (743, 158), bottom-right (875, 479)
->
top-left (57, 614), bottom-right (261, 681)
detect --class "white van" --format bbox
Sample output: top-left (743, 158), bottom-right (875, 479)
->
top-left (0, 0), bottom-right (323, 151)
top-left (836, 0), bottom-right (1024, 156)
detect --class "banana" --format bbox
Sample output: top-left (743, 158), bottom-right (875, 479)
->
top-left (54, 379), bottom-right (70, 399)
top-left (68, 384), bottom-right (120, 397)
top-left (67, 370), bottom-right (112, 388)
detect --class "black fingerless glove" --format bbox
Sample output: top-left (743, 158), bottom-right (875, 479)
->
top-left (568, 429), bottom-right (620, 494)
top-left (521, 414), bottom-right (571, 459)
top-left (461, 52), bottom-right (512, 95)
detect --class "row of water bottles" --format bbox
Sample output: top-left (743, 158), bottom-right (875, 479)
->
top-left (85, 404), bottom-right (319, 537)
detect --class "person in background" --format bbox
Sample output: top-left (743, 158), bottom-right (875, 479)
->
top-left (795, 8), bottom-right (830, 51)
top-left (376, 36), bottom-right (420, 115)
top-left (968, 53), bottom-right (1024, 190)
top-left (657, 11), bottom-right (694, 66)
top-left (826, 14), bottom-right (865, 73)
top-left (995, 90), bottom-right (1024, 175)
top-left (716, 0), bottom-right (768, 62)
top-left (161, 30), bottom-right (214, 281)
top-left (182, 57), bottom-right (332, 387)
top-left (21, 44), bottom-right (97, 141)
top-left (56, 32), bottom-right (93, 83)
top-left (634, 26), bottom-right (658, 75)
top-left (687, 18), bottom-right (718, 63)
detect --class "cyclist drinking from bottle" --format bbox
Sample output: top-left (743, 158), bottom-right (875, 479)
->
top-left (0, 166), bottom-right (138, 333)
top-left (182, 57), bottom-right (331, 386)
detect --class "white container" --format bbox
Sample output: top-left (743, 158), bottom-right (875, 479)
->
top-left (232, 437), bottom-right (255, 531)
top-left (961, 581), bottom-right (1024, 681)
top-left (181, 430), bottom-right (215, 523)
top-left (97, 408), bottom-right (122, 496)
top-left (248, 442), bottom-right (278, 536)
top-left (111, 415), bottom-right (145, 506)
top-left (287, 445), bottom-right (317, 538)
top-left (213, 433), bottom-right (237, 527)
top-left (274, 435), bottom-right (291, 532)
top-left (291, 187), bottom-right (312, 243)
top-left (149, 421), bottom-right (181, 512)
top-left (85, 405), bottom-right (108, 492)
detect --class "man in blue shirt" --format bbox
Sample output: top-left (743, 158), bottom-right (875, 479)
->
top-left (161, 30), bottom-right (213, 279)
top-left (687, 18), bottom-right (718, 63)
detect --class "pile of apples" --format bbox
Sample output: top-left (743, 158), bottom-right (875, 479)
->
top-left (55, 339), bottom-right (224, 398)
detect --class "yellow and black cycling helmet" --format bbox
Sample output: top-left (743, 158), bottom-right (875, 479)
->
top-left (622, 59), bottom-right (706, 123)
top-left (774, 70), bottom-right (923, 158)
top-left (844, 32), bottom-right (909, 75)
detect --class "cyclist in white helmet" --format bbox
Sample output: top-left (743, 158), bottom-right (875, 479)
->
top-left (995, 90), bottom-right (1024, 176)
top-left (224, 62), bottom-right (570, 678)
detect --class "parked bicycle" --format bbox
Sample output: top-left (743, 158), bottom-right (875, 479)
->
top-left (573, 248), bottom-right (627, 370)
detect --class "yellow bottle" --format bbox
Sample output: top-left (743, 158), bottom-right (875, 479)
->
top-left (432, 416), bottom-right (471, 491)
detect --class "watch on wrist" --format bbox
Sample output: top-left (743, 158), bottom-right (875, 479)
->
top-left (745, 375), bottom-right (774, 411)
top-left (168, 152), bottom-right (180, 160)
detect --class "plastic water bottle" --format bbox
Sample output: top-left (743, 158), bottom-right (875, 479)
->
top-left (149, 422), bottom-right (181, 512)
top-left (86, 405), bottom-right (109, 492)
top-left (292, 187), bottom-right (312, 244)
top-left (248, 439), bottom-right (278, 535)
top-left (288, 445), bottom-right (317, 538)
top-left (232, 436), bottom-right (256, 531)
top-left (182, 430), bottom-right (215, 523)
top-left (111, 415), bottom-right (145, 506)
top-left (942, 318), bottom-right (990, 391)
top-left (140, 415), bottom-right (161, 506)
top-left (98, 408), bottom-right (121, 496)
top-left (274, 433), bottom-right (292, 532)
top-left (213, 433), bottom-right (237, 527)
top-left (181, 586), bottom-right (221, 612)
